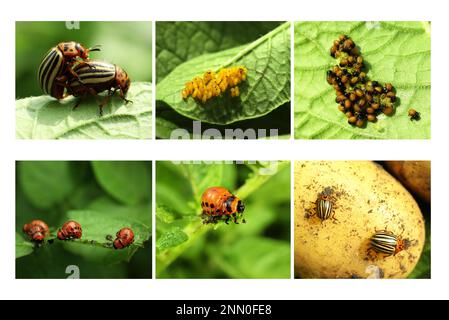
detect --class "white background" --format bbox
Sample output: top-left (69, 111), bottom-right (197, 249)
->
top-left (0, 0), bottom-right (444, 299)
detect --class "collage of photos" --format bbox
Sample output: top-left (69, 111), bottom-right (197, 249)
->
top-left (16, 160), bottom-right (430, 279)
top-left (13, 21), bottom-right (431, 280)
top-left (15, 21), bottom-right (430, 140)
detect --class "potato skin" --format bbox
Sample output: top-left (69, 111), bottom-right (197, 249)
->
top-left (294, 161), bottom-right (425, 279)
top-left (383, 161), bottom-right (430, 203)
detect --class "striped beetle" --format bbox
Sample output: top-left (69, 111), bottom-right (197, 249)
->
top-left (369, 229), bottom-right (406, 256)
top-left (37, 41), bottom-right (100, 99)
top-left (314, 187), bottom-right (337, 221)
top-left (67, 60), bottom-right (131, 116)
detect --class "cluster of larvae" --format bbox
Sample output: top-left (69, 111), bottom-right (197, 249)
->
top-left (327, 35), bottom-right (397, 127)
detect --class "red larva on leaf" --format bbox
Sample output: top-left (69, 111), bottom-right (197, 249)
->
top-left (23, 220), bottom-right (49, 242)
top-left (113, 227), bottom-right (135, 249)
top-left (200, 186), bottom-right (246, 225)
top-left (57, 220), bottom-right (82, 240)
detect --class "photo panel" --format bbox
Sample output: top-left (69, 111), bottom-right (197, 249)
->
top-left (16, 21), bottom-right (152, 139)
top-left (294, 21), bottom-right (430, 139)
top-left (16, 161), bottom-right (152, 279)
top-left (294, 160), bottom-right (430, 279)
top-left (156, 22), bottom-right (291, 140)
top-left (156, 160), bottom-right (291, 278)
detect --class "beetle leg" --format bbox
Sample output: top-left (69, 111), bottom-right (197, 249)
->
top-left (225, 216), bottom-right (230, 224)
top-left (119, 88), bottom-right (133, 104)
top-left (55, 75), bottom-right (69, 86)
top-left (73, 97), bottom-right (83, 110)
top-left (331, 211), bottom-right (338, 221)
top-left (98, 90), bottom-right (114, 116)
top-left (66, 67), bottom-right (86, 85)
top-left (78, 60), bottom-right (96, 70)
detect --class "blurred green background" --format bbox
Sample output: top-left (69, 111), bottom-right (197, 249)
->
top-left (16, 21), bottom-right (152, 99)
top-left (156, 161), bottom-right (291, 279)
top-left (16, 161), bottom-right (152, 279)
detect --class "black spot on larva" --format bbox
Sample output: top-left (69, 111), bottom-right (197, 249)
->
top-left (205, 202), bottom-right (209, 207)
top-left (210, 204), bottom-right (215, 209)
top-left (216, 209), bottom-right (220, 214)
top-left (64, 44), bottom-right (68, 51)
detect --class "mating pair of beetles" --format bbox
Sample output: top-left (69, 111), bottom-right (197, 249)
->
top-left (38, 41), bottom-right (131, 116)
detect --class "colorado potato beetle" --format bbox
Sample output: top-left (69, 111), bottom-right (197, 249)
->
top-left (38, 41), bottom-right (100, 99)
top-left (201, 187), bottom-right (245, 224)
top-left (369, 229), bottom-right (406, 256)
top-left (57, 220), bottom-right (82, 240)
top-left (23, 220), bottom-right (50, 242)
top-left (113, 227), bottom-right (135, 249)
top-left (67, 60), bottom-right (132, 116)
top-left (313, 187), bottom-right (336, 221)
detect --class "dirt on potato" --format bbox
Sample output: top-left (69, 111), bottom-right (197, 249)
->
top-left (294, 161), bottom-right (425, 279)
top-left (384, 161), bottom-right (430, 203)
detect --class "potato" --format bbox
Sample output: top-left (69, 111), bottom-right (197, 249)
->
top-left (294, 161), bottom-right (425, 279)
top-left (383, 161), bottom-right (430, 203)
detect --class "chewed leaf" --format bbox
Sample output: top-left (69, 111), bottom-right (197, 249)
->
top-left (157, 22), bottom-right (291, 125)
top-left (16, 82), bottom-right (152, 139)
top-left (294, 21), bottom-right (430, 139)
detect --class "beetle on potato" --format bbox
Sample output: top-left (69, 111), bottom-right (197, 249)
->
top-left (294, 161), bottom-right (425, 279)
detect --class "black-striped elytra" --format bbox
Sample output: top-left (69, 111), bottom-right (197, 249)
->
top-left (369, 229), bottom-right (406, 257)
top-left (312, 187), bottom-right (337, 221)
top-left (37, 41), bottom-right (100, 99)
top-left (67, 60), bottom-right (132, 116)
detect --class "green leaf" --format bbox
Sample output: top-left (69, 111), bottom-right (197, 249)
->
top-left (209, 237), bottom-right (290, 279)
top-left (16, 82), bottom-right (152, 139)
top-left (62, 210), bottom-right (150, 264)
top-left (294, 21), bottom-right (430, 139)
top-left (156, 205), bottom-right (176, 224)
top-left (182, 162), bottom-right (225, 201)
top-left (157, 22), bottom-right (291, 125)
top-left (156, 22), bottom-right (283, 82)
top-left (88, 196), bottom-right (152, 228)
top-left (156, 162), bottom-right (194, 214)
top-left (16, 232), bottom-right (34, 259)
top-left (18, 161), bottom-right (76, 209)
top-left (157, 227), bottom-right (189, 251)
top-left (92, 161), bottom-right (151, 205)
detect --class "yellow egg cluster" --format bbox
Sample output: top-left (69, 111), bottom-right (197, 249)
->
top-left (182, 66), bottom-right (247, 103)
